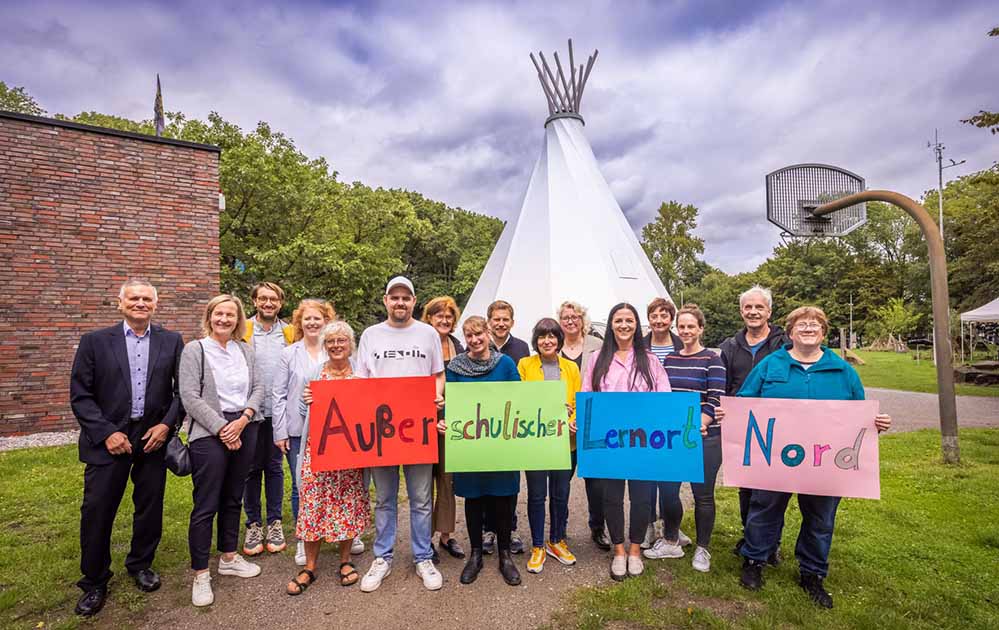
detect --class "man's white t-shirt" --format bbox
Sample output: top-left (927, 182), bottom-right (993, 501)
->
top-left (355, 319), bottom-right (445, 378)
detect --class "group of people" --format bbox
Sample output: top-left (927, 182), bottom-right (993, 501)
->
top-left (69, 276), bottom-right (890, 617)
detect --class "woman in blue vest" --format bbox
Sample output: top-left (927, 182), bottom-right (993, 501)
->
top-left (733, 306), bottom-right (891, 609)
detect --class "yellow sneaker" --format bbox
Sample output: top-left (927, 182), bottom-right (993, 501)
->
top-left (546, 540), bottom-right (577, 566)
top-left (527, 547), bottom-right (546, 573)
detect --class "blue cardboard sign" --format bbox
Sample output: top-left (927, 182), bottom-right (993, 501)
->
top-left (576, 392), bottom-right (704, 482)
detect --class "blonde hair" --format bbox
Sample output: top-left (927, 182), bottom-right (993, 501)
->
top-left (422, 296), bottom-right (461, 331)
top-left (290, 299), bottom-right (337, 342)
top-left (558, 300), bottom-right (592, 335)
top-left (786, 306), bottom-right (829, 335)
top-left (201, 294), bottom-right (247, 341)
top-left (319, 320), bottom-right (356, 355)
top-left (462, 315), bottom-right (488, 336)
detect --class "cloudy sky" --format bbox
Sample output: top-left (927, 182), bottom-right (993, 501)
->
top-left (3, 0), bottom-right (996, 273)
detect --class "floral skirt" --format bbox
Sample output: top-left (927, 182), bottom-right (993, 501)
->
top-left (295, 438), bottom-right (371, 543)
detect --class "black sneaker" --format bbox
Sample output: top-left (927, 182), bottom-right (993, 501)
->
top-left (799, 573), bottom-right (833, 608)
top-left (767, 547), bottom-right (783, 567)
top-left (740, 559), bottom-right (764, 591)
top-left (733, 538), bottom-right (745, 556)
top-left (591, 528), bottom-right (611, 551)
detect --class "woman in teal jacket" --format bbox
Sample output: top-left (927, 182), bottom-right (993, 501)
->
top-left (733, 306), bottom-right (891, 609)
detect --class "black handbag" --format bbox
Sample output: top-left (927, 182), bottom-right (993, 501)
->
top-left (166, 343), bottom-right (205, 477)
top-left (164, 430), bottom-right (191, 476)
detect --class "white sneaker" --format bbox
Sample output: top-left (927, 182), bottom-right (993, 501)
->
top-left (642, 538), bottom-right (684, 560)
top-left (351, 536), bottom-right (365, 555)
top-left (640, 523), bottom-right (657, 549)
top-left (192, 572), bottom-right (213, 607)
top-left (627, 554), bottom-right (644, 576)
top-left (415, 559), bottom-right (443, 590)
top-left (692, 546), bottom-right (711, 572)
top-left (295, 540), bottom-right (306, 566)
top-left (218, 554), bottom-right (261, 578)
top-left (360, 557), bottom-right (392, 592)
top-left (678, 529), bottom-right (692, 547)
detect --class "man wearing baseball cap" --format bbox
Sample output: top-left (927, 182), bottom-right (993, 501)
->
top-left (354, 276), bottom-right (446, 592)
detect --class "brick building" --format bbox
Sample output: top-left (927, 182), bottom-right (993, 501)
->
top-left (0, 111), bottom-right (221, 436)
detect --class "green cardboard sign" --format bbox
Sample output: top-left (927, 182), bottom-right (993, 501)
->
top-left (444, 381), bottom-right (571, 472)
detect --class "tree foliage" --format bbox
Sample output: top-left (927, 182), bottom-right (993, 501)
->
top-left (640, 200), bottom-right (706, 295)
top-left (961, 27), bottom-right (999, 134)
top-left (0, 81), bottom-right (45, 115)
top-left (54, 107), bottom-right (503, 328)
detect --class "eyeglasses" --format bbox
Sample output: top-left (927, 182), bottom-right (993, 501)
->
top-left (326, 338), bottom-right (351, 346)
top-left (794, 322), bottom-right (823, 331)
top-left (255, 297), bottom-right (281, 304)
top-left (560, 315), bottom-right (581, 322)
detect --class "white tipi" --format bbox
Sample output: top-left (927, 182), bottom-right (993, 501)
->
top-left (460, 41), bottom-right (670, 342)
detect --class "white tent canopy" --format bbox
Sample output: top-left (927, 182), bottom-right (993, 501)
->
top-left (460, 114), bottom-right (670, 342)
top-left (960, 297), bottom-right (999, 323)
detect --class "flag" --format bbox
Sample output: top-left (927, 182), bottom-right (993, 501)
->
top-left (153, 74), bottom-right (165, 137)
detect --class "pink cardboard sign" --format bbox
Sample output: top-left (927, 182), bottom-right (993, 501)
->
top-left (721, 396), bottom-right (881, 500)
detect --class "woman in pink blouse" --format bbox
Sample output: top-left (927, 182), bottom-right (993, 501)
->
top-left (581, 303), bottom-right (671, 581)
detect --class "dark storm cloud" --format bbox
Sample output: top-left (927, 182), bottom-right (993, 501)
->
top-left (2, 0), bottom-right (995, 273)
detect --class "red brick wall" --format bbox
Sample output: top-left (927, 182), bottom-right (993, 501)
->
top-left (0, 113), bottom-right (220, 436)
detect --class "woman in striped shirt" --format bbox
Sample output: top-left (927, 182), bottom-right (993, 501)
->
top-left (643, 304), bottom-right (726, 573)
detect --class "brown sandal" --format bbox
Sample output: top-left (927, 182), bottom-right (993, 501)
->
top-left (339, 562), bottom-right (359, 586)
top-left (287, 569), bottom-right (317, 595)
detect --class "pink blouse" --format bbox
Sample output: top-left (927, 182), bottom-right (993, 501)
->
top-left (581, 348), bottom-right (672, 393)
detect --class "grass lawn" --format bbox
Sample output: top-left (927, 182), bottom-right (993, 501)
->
top-left (2, 430), bottom-right (997, 629)
top-left (546, 428), bottom-right (999, 630)
top-left (851, 349), bottom-right (999, 397)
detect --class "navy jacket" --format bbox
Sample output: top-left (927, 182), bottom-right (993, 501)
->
top-left (718, 325), bottom-right (788, 396)
top-left (70, 323), bottom-right (185, 465)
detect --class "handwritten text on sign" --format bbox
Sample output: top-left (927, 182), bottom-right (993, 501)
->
top-left (576, 392), bottom-right (704, 482)
top-left (444, 381), bottom-right (570, 472)
top-left (308, 376), bottom-right (439, 471)
top-left (720, 396), bottom-right (880, 499)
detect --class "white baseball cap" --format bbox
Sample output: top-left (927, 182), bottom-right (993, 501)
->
top-left (385, 276), bottom-right (415, 295)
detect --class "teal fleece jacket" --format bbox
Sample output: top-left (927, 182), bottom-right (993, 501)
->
top-left (737, 346), bottom-right (865, 401)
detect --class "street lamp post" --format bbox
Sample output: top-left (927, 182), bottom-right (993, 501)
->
top-left (815, 190), bottom-right (960, 464)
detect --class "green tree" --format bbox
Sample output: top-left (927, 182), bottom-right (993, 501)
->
top-left (55, 108), bottom-right (504, 327)
top-left (870, 298), bottom-right (921, 338)
top-left (640, 201), bottom-right (706, 295)
top-left (0, 81), bottom-right (45, 115)
top-left (961, 27), bottom-right (999, 134)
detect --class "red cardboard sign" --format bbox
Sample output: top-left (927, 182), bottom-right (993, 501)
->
top-left (308, 376), bottom-right (439, 471)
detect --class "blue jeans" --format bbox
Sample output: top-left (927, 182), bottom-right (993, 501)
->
top-left (244, 417), bottom-right (284, 525)
top-left (741, 490), bottom-right (841, 577)
top-left (371, 464), bottom-right (434, 563)
top-left (525, 452), bottom-right (576, 548)
top-left (284, 436), bottom-right (302, 521)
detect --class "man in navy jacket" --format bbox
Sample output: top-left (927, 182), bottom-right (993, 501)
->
top-left (69, 280), bottom-right (184, 616)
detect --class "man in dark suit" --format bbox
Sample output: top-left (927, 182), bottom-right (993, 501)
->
top-left (69, 279), bottom-right (185, 616)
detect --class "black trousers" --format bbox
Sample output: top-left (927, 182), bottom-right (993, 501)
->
top-left (466, 495), bottom-right (515, 551)
top-left (188, 418), bottom-right (258, 570)
top-left (601, 478), bottom-right (654, 546)
top-left (585, 477), bottom-right (605, 531)
top-left (78, 423), bottom-right (167, 591)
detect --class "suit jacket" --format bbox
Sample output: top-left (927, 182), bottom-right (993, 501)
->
top-left (70, 323), bottom-right (185, 465)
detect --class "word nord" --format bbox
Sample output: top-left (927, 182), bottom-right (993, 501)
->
top-left (742, 410), bottom-right (866, 470)
top-left (317, 397), bottom-right (435, 457)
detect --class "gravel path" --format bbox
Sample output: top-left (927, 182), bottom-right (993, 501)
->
top-left (5, 389), bottom-right (997, 629)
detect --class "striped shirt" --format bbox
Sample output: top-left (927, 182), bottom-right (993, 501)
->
top-left (649, 344), bottom-right (675, 366)
top-left (663, 349), bottom-right (726, 437)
